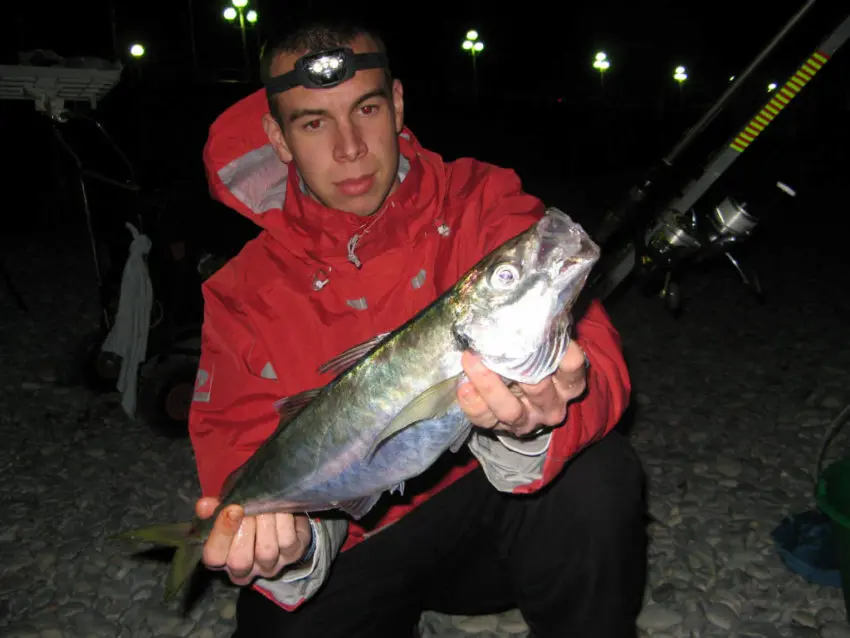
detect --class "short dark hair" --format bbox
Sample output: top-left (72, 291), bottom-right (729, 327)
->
top-left (260, 20), bottom-right (392, 126)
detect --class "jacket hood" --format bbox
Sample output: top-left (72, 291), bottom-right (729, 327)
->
top-left (202, 88), bottom-right (448, 271)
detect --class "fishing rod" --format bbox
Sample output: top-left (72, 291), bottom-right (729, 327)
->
top-left (590, 0), bottom-right (819, 248)
top-left (586, 7), bottom-right (850, 310)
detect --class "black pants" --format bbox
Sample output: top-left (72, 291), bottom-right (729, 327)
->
top-left (233, 431), bottom-right (648, 638)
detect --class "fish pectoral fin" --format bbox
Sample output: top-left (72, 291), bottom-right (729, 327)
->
top-left (364, 374), bottom-right (462, 460)
top-left (449, 420), bottom-right (473, 454)
top-left (317, 332), bottom-right (392, 377)
top-left (335, 493), bottom-right (383, 520)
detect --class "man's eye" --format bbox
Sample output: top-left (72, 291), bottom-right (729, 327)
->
top-left (303, 119), bottom-right (322, 131)
top-left (361, 104), bottom-right (379, 115)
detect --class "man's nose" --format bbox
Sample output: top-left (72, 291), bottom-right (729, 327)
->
top-left (334, 122), bottom-right (368, 162)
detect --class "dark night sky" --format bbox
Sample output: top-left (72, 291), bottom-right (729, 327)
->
top-left (7, 1), bottom-right (846, 93)
top-left (3, 1), bottom-right (847, 218)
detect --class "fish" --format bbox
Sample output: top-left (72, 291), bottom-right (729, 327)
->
top-left (111, 206), bottom-right (601, 601)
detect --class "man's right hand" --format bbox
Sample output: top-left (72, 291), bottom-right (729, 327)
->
top-left (196, 498), bottom-right (314, 586)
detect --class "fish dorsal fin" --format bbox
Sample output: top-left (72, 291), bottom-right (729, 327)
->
top-left (274, 387), bottom-right (323, 424)
top-left (219, 387), bottom-right (325, 500)
top-left (365, 374), bottom-right (462, 460)
top-left (317, 332), bottom-right (391, 377)
top-left (273, 333), bottom-right (391, 423)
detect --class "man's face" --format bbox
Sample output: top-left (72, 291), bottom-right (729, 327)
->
top-left (263, 36), bottom-right (405, 217)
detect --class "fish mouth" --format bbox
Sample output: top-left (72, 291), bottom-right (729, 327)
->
top-left (544, 234), bottom-right (600, 317)
top-left (535, 210), bottom-right (601, 286)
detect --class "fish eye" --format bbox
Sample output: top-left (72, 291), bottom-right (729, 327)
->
top-left (490, 263), bottom-right (520, 290)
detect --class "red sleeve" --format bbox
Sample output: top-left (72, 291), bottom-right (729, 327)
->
top-left (188, 272), bottom-right (282, 499)
top-left (514, 299), bottom-right (631, 494)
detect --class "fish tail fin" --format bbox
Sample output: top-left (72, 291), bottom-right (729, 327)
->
top-left (110, 522), bottom-right (204, 602)
top-left (164, 541), bottom-right (205, 602)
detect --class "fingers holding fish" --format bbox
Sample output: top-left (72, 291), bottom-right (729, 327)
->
top-left (254, 513), bottom-right (282, 575)
top-left (518, 377), bottom-right (566, 427)
top-left (195, 496), bottom-right (219, 519)
top-left (227, 514), bottom-right (258, 584)
top-left (200, 503), bottom-right (242, 571)
top-left (459, 351), bottom-right (524, 429)
top-left (457, 381), bottom-right (500, 428)
top-left (275, 513), bottom-right (312, 566)
top-left (560, 340), bottom-right (588, 376)
top-left (552, 372), bottom-right (587, 404)
top-left (553, 340), bottom-right (589, 399)
top-left (459, 349), bottom-right (579, 437)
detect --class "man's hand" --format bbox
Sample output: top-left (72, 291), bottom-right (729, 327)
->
top-left (458, 340), bottom-right (588, 437)
top-left (196, 498), bottom-right (314, 586)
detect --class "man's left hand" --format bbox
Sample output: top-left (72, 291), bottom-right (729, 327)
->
top-left (458, 340), bottom-right (588, 437)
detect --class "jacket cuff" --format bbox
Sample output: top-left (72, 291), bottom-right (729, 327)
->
top-left (253, 517), bottom-right (349, 607)
top-left (278, 517), bottom-right (320, 583)
top-left (467, 429), bottom-right (551, 492)
top-left (495, 430), bottom-right (552, 456)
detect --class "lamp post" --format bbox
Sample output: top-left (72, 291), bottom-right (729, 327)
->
top-left (462, 29), bottom-right (484, 99)
top-left (223, 0), bottom-right (258, 80)
top-left (593, 51), bottom-right (610, 89)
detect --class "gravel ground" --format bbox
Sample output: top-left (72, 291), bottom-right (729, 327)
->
top-left (1, 177), bottom-right (849, 638)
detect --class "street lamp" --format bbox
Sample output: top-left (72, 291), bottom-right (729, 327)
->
top-left (673, 65), bottom-right (688, 104)
top-left (593, 51), bottom-right (610, 87)
top-left (129, 44), bottom-right (145, 58)
top-left (462, 29), bottom-right (484, 98)
top-left (767, 82), bottom-right (777, 92)
top-left (223, 0), bottom-right (258, 80)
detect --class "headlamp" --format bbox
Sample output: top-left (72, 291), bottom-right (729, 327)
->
top-left (264, 47), bottom-right (389, 96)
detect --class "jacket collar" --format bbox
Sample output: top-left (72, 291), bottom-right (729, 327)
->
top-left (274, 131), bottom-right (444, 271)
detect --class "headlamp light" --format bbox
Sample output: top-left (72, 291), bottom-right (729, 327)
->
top-left (264, 47), bottom-right (389, 96)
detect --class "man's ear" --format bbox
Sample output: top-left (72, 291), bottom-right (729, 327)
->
top-left (391, 79), bottom-right (405, 134)
top-left (263, 112), bottom-right (293, 164)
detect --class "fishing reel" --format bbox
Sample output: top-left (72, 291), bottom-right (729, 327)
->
top-left (635, 195), bottom-right (763, 313)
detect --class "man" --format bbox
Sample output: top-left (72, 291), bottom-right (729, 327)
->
top-left (189, 18), bottom-right (647, 638)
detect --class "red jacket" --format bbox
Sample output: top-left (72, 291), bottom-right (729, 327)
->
top-left (189, 88), bottom-right (630, 556)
